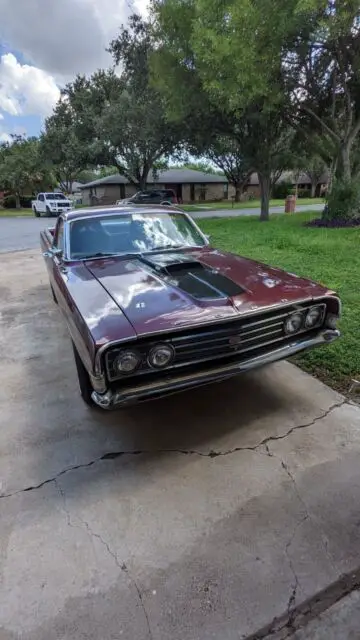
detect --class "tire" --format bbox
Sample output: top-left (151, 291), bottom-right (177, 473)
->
top-left (33, 206), bottom-right (40, 217)
top-left (72, 341), bottom-right (95, 407)
top-left (161, 201), bottom-right (172, 206)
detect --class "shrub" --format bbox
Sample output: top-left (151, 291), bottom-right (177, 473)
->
top-left (272, 181), bottom-right (293, 199)
top-left (3, 194), bottom-right (33, 208)
top-left (324, 179), bottom-right (360, 221)
top-left (3, 195), bottom-right (17, 208)
top-left (297, 188), bottom-right (311, 199)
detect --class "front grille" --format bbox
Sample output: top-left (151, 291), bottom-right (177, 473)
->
top-left (105, 300), bottom-right (327, 383)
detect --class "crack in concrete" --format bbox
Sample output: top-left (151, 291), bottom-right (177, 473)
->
top-left (265, 440), bottom-right (339, 578)
top-left (0, 399), bottom-right (348, 501)
top-left (284, 513), bottom-right (309, 631)
top-left (55, 479), bottom-right (153, 640)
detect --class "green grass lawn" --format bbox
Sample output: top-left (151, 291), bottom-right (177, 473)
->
top-left (0, 208), bottom-right (34, 217)
top-left (182, 198), bottom-right (324, 212)
top-left (197, 211), bottom-right (359, 395)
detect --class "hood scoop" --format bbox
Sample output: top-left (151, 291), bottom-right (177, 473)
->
top-left (137, 252), bottom-right (245, 300)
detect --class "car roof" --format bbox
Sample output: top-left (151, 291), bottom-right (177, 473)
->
top-left (64, 204), bottom-right (183, 222)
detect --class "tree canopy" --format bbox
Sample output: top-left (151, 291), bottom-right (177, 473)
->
top-left (151, 0), bottom-right (360, 220)
top-left (42, 16), bottom-right (185, 192)
top-left (0, 136), bottom-right (52, 208)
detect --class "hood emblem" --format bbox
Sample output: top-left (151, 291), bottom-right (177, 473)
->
top-left (263, 278), bottom-right (279, 288)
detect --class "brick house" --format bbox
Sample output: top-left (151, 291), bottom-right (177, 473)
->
top-left (79, 169), bottom-right (229, 205)
top-left (79, 168), bottom-right (329, 206)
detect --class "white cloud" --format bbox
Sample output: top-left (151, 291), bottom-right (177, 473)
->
top-left (0, 113), bottom-right (4, 120)
top-left (0, 53), bottom-right (60, 118)
top-left (0, 127), bottom-right (11, 143)
top-left (0, 0), bottom-right (149, 126)
top-left (0, 0), bottom-right (149, 81)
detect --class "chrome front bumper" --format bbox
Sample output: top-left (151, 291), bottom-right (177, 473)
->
top-left (91, 329), bottom-right (340, 409)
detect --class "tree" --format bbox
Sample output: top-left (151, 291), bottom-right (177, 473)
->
top-left (57, 16), bottom-right (184, 191)
top-left (151, 0), bottom-right (295, 219)
top-left (239, 108), bottom-right (296, 218)
top-left (205, 137), bottom-right (252, 201)
top-left (41, 101), bottom-right (91, 193)
top-left (0, 136), bottom-right (52, 208)
top-left (284, 1), bottom-right (360, 185)
top-left (77, 167), bottom-right (119, 184)
top-left (152, 0), bottom-right (360, 220)
top-left (304, 156), bottom-right (328, 198)
top-left (174, 160), bottom-right (222, 175)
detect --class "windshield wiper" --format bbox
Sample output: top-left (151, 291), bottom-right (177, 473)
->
top-left (81, 251), bottom-right (144, 260)
top-left (81, 252), bottom-right (118, 260)
top-left (150, 244), bottom-right (186, 252)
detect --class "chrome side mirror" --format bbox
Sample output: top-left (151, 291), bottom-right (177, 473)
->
top-left (43, 247), bottom-right (63, 259)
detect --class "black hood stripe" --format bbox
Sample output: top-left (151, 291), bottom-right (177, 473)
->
top-left (136, 253), bottom-right (245, 300)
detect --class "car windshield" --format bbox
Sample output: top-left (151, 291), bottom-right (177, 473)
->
top-left (46, 193), bottom-right (66, 200)
top-left (69, 212), bottom-right (206, 260)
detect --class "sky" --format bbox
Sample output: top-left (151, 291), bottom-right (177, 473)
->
top-left (0, 0), bottom-right (149, 143)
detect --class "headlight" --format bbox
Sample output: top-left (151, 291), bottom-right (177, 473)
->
top-left (325, 313), bottom-right (339, 329)
top-left (284, 311), bottom-right (304, 335)
top-left (305, 305), bottom-right (324, 329)
top-left (114, 350), bottom-right (141, 374)
top-left (148, 344), bottom-right (174, 369)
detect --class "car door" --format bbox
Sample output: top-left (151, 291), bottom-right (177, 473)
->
top-left (149, 191), bottom-right (161, 204)
top-left (38, 194), bottom-right (45, 213)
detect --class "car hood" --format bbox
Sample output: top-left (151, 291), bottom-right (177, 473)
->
top-left (85, 247), bottom-right (332, 336)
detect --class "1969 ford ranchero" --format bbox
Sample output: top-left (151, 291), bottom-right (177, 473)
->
top-left (40, 205), bottom-right (341, 410)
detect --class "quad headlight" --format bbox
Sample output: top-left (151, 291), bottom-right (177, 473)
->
top-left (284, 305), bottom-right (325, 335)
top-left (148, 343), bottom-right (174, 369)
top-left (305, 305), bottom-right (324, 329)
top-left (284, 311), bottom-right (304, 335)
top-left (114, 350), bottom-right (141, 374)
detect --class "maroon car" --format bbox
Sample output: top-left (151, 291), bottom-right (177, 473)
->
top-left (40, 205), bottom-right (341, 410)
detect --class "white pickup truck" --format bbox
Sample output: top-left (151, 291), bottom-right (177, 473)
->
top-left (32, 192), bottom-right (73, 217)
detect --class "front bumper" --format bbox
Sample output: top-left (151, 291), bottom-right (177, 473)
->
top-left (91, 329), bottom-right (340, 410)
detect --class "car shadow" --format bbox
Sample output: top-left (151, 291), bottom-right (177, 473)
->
top-left (3, 279), bottom-right (299, 502)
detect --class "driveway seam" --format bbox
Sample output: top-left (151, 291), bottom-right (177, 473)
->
top-left (0, 399), bottom-right (350, 501)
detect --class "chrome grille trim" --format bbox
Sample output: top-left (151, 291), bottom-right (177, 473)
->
top-left (104, 300), bottom-right (328, 383)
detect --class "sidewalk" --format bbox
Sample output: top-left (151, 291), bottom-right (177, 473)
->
top-left (191, 203), bottom-right (324, 219)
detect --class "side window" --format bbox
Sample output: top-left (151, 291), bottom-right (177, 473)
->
top-left (39, 194), bottom-right (44, 202)
top-left (54, 219), bottom-right (65, 253)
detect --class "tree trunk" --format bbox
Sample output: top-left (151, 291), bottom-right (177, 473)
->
top-left (234, 185), bottom-right (241, 202)
top-left (259, 173), bottom-right (270, 221)
top-left (311, 182), bottom-right (316, 198)
top-left (15, 192), bottom-right (21, 209)
top-left (340, 142), bottom-right (351, 182)
top-left (136, 174), bottom-right (146, 191)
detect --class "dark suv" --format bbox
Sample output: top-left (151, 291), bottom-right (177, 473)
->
top-left (117, 189), bottom-right (178, 206)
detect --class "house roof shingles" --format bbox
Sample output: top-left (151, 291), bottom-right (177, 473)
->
top-left (80, 168), bottom-right (227, 189)
top-left (80, 168), bottom-right (330, 190)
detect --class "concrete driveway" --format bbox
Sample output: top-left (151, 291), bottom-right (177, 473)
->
top-left (1, 250), bottom-right (360, 640)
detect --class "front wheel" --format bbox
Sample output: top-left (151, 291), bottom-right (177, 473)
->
top-left (72, 341), bottom-right (95, 407)
top-left (161, 201), bottom-right (172, 206)
top-left (33, 206), bottom-right (40, 217)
